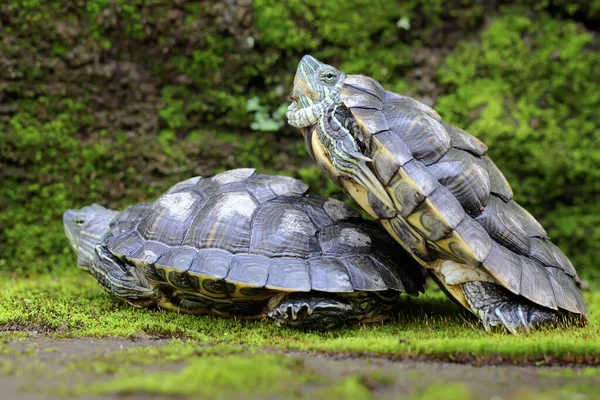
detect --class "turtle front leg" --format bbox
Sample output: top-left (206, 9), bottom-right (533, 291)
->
top-left (90, 245), bottom-right (159, 307)
top-left (462, 281), bottom-right (557, 335)
top-left (267, 294), bottom-right (359, 330)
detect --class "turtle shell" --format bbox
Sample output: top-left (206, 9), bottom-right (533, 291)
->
top-left (101, 168), bottom-right (424, 306)
top-left (337, 75), bottom-right (586, 316)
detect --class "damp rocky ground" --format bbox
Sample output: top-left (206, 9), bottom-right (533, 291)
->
top-left (0, 272), bottom-right (598, 399)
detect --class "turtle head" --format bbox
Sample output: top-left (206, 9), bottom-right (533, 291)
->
top-left (287, 55), bottom-right (346, 129)
top-left (287, 56), bottom-right (394, 210)
top-left (63, 204), bottom-right (118, 271)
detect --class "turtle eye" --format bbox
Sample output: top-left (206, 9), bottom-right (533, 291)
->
top-left (320, 68), bottom-right (338, 84)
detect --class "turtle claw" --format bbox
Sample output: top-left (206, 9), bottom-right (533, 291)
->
top-left (517, 305), bottom-right (531, 335)
top-left (477, 302), bottom-right (556, 335)
top-left (495, 307), bottom-right (518, 336)
top-left (464, 282), bottom-right (556, 335)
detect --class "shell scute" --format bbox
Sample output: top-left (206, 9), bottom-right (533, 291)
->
top-left (250, 202), bottom-right (318, 258)
top-left (226, 254), bottom-right (270, 289)
top-left (349, 108), bottom-right (389, 135)
top-left (435, 216), bottom-right (492, 266)
top-left (380, 217), bottom-right (432, 263)
top-left (308, 257), bottom-right (354, 293)
top-left (475, 195), bottom-right (531, 255)
top-left (482, 241), bottom-right (522, 295)
top-left (384, 160), bottom-right (437, 218)
top-left (519, 258), bottom-right (557, 310)
top-left (266, 258), bottom-right (311, 292)
top-left (106, 230), bottom-right (144, 259)
top-left (481, 156), bottom-right (513, 202)
top-left (342, 75), bottom-right (385, 105)
top-left (407, 186), bottom-right (465, 241)
top-left (182, 191), bottom-right (256, 252)
top-left (319, 223), bottom-right (372, 257)
top-left (370, 130), bottom-right (413, 185)
top-left (428, 148), bottom-right (491, 217)
top-left (188, 248), bottom-right (232, 280)
top-left (383, 105), bottom-right (451, 165)
top-left (127, 240), bottom-right (170, 282)
top-left (342, 255), bottom-right (388, 291)
top-left (212, 168), bottom-right (256, 185)
top-left (165, 176), bottom-right (204, 195)
top-left (443, 122), bottom-right (488, 156)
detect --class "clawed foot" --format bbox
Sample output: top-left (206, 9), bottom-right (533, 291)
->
top-left (478, 302), bottom-right (557, 335)
top-left (463, 281), bottom-right (557, 336)
top-left (268, 295), bottom-right (353, 330)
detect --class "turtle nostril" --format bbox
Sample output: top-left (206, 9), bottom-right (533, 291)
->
top-left (288, 92), bottom-right (299, 102)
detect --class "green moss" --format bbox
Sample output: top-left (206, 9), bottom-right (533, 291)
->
top-left (0, 272), bottom-right (598, 363)
top-left (312, 376), bottom-right (373, 400)
top-left (539, 367), bottom-right (600, 378)
top-left (79, 353), bottom-right (316, 398)
top-left (408, 383), bottom-right (475, 400)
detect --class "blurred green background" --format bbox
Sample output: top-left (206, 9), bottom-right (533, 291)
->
top-left (0, 0), bottom-right (598, 280)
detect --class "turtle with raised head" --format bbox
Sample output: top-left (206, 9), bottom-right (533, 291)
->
top-left (286, 55), bottom-right (587, 334)
top-left (64, 168), bottom-right (425, 330)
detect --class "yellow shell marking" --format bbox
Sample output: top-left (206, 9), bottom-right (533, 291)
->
top-left (379, 218), bottom-right (429, 266)
top-left (435, 230), bottom-right (484, 267)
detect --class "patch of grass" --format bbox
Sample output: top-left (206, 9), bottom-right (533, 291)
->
top-left (0, 272), bottom-right (598, 364)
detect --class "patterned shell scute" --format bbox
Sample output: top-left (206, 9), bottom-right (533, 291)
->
top-left (308, 257), bottom-right (354, 293)
top-left (318, 223), bottom-right (372, 256)
top-left (382, 103), bottom-right (451, 165)
top-left (268, 175), bottom-right (309, 196)
top-left (109, 203), bottom-right (152, 236)
top-left (212, 168), bottom-right (256, 185)
top-left (474, 195), bottom-right (531, 256)
top-left (249, 201), bottom-right (318, 258)
top-left (341, 255), bottom-right (388, 291)
top-left (519, 257), bottom-right (557, 310)
top-left (182, 191), bottom-right (256, 253)
top-left (266, 258), bottom-right (311, 292)
top-left (427, 148), bottom-right (491, 217)
top-left (322, 197), bottom-right (360, 220)
top-left (442, 122), bottom-right (488, 156)
top-left (383, 91), bottom-right (441, 120)
top-left (341, 75), bottom-right (385, 107)
top-left (165, 176), bottom-right (204, 195)
top-left (481, 156), bottom-right (513, 202)
top-left (137, 190), bottom-right (205, 246)
top-left (226, 254), bottom-right (271, 287)
top-left (155, 246), bottom-right (198, 272)
top-left (371, 130), bottom-right (414, 185)
top-left (529, 238), bottom-right (578, 280)
top-left (189, 248), bottom-right (232, 279)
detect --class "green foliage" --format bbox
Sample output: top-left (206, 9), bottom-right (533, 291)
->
top-left (436, 10), bottom-right (600, 279)
top-left (0, 0), bottom-right (598, 281)
top-left (246, 97), bottom-right (288, 131)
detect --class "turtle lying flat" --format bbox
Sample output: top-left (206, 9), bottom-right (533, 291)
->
top-left (63, 168), bottom-right (424, 330)
top-left (286, 55), bottom-right (587, 334)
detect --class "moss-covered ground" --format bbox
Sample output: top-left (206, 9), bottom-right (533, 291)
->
top-left (1, 272), bottom-right (598, 365)
top-left (0, 273), bottom-right (598, 399)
